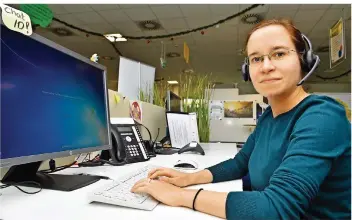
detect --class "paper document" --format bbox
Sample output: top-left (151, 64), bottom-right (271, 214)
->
top-left (166, 112), bottom-right (200, 149)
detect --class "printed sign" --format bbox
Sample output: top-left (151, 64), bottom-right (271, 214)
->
top-left (0, 4), bottom-right (33, 36)
top-left (209, 101), bottom-right (224, 120)
top-left (329, 18), bottom-right (346, 68)
top-left (20, 4), bottom-right (53, 28)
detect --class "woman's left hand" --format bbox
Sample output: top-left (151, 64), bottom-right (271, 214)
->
top-left (131, 178), bottom-right (184, 207)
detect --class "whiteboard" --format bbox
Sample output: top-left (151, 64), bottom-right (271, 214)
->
top-left (140, 63), bottom-right (155, 103)
top-left (118, 57), bottom-right (140, 100)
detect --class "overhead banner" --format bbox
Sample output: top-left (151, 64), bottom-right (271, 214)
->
top-left (329, 18), bottom-right (346, 68)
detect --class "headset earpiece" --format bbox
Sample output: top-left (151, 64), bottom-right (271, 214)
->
top-left (241, 60), bottom-right (251, 82)
top-left (297, 34), bottom-right (320, 86)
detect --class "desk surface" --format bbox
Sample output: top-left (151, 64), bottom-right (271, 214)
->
top-left (0, 143), bottom-right (242, 220)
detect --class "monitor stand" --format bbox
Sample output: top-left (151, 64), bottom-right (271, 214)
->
top-left (1, 161), bottom-right (101, 191)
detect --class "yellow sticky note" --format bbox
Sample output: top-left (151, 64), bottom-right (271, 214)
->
top-left (114, 94), bottom-right (121, 104)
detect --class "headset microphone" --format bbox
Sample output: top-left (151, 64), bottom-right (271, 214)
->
top-left (296, 55), bottom-right (320, 86)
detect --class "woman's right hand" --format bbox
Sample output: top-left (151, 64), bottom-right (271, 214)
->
top-left (148, 167), bottom-right (194, 187)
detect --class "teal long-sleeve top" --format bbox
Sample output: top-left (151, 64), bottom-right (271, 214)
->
top-left (206, 95), bottom-right (351, 219)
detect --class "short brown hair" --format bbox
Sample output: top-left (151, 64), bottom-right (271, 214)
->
top-left (245, 18), bottom-right (305, 53)
top-left (245, 18), bottom-right (307, 73)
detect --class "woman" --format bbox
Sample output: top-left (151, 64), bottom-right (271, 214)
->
top-left (131, 19), bottom-right (351, 219)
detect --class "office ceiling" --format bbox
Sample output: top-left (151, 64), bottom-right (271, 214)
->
top-left (13, 4), bottom-right (352, 90)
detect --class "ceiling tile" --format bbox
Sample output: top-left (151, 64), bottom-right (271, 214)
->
top-left (294, 9), bottom-right (326, 22)
top-left (111, 20), bottom-right (141, 32)
top-left (90, 4), bottom-right (119, 11)
top-left (123, 7), bottom-right (157, 21)
top-left (268, 4), bottom-right (300, 11)
top-left (186, 17), bottom-right (214, 28)
top-left (81, 23), bottom-right (116, 34)
top-left (159, 18), bottom-right (188, 29)
top-left (169, 34), bottom-right (195, 45)
top-left (55, 14), bottom-right (86, 25)
top-left (192, 29), bottom-right (218, 41)
top-left (312, 19), bottom-right (338, 32)
top-left (98, 9), bottom-right (131, 22)
top-left (62, 4), bottom-right (93, 13)
top-left (118, 4), bottom-right (148, 9)
top-left (166, 28), bottom-right (186, 34)
top-left (148, 4), bottom-right (168, 7)
top-left (216, 16), bottom-right (239, 26)
top-left (151, 5), bottom-right (183, 19)
top-left (209, 5), bottom-right (240, 16)
top-left (142, 30), bottom-right (168, 36)
top-left (119, 30), bottom-right (144, 37)
top-left (321, 9), bottom-right (345, 21)
top-left (266, 10), bottom-right (297, 20)
top-left (299, 4), bottom-right (331, 10)
top-left (330, 4), bottom-right (350, 8)
top-left (295, 21), bottom-right (317, 35)
top-left (48, 5), bottom-right (70, 15)
top-left (179, 5), bottom-right (211, 17)
top-left (237, 23), bottom-right (255, 37)
top-left (210, 25), bottom-right (238, 41)
top-left (74, 11), bottom-right (106, 24)
top-left (239, 4), bottom-right (269, 14)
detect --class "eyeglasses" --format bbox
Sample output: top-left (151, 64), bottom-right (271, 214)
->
top-left (246, 48), bottom-right (300, 66)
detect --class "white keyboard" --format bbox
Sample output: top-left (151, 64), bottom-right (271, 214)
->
top-left (88, 164), bottom-right (160, 211)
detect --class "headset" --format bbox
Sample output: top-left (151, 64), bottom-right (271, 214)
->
top-left (241, 34), bottom-right (320, 86)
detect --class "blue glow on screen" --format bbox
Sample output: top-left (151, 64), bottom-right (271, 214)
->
top-left (1, 26), bottom-right (109, 159)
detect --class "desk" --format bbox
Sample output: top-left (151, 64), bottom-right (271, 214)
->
top-left (0, 143), bottom-right (242, 220)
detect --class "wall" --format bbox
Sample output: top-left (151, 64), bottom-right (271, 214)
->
top-left (139, 102), bottom-right (167, 142)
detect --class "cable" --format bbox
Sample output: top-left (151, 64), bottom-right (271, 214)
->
top-left (153, 128), bottom-right (160, 149)
top-left (316, 69), bottom-right (351, 80)
top-left (40, 160), bottom-right (77, 174)
top-left (0, 181), bottom-right (42, 194)
top-left (134, 120), bottom-right (152, 143)
top-left (77, 159), bottom-right (126, 167)
top-left (0, 184), bottom-right (10, 189)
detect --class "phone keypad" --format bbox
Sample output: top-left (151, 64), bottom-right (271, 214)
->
top-left (127, 145), bottom-right (140, 157)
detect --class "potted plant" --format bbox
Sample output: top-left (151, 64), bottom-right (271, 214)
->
top-left (179, 73), bottom-right (215, 142)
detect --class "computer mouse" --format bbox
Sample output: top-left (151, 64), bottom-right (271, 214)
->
top-left (173, 159), bottom-right (198, 170)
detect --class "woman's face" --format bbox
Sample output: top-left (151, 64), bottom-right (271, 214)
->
top-left (246, 25), bottom-right (302, 98)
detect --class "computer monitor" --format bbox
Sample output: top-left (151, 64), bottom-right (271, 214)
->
top-left (0, 24), bottom-right (111, 191)
top-left (166, 90), bottom-right (182, 112)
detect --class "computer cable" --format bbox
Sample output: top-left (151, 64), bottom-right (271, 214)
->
top-left (0, 181), bottom-right (42, 194)
top-left (77, 158), bottom-right (127, 167)
top-left (40, 160), bottom-right (78, 174)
